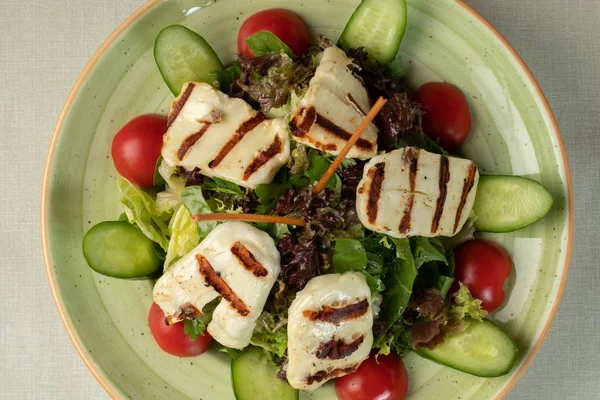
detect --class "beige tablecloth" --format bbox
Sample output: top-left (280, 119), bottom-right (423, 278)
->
top-left (1, 0), bottom-right (598, 398)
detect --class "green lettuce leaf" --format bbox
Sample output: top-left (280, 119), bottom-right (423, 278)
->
top-left (411, 237), bottom-right (447, 269)
top-left (118, 177), bottom-right (170, 251)
top-left (153, 156), bottom-right (166, 187)
top-left (449, 283), bottom-right (488, 323)
top-left (183, 318), bottom-right (207, 340)
top-left (333, 239), bottom-right (384, 294)
top-left (411, 237), bottom-right (455, 298)
top-left (288, 143), bottom-right (310, 174)
top-left (182, 298), bottom-right (219, 340)
top-left (155, 158), bottom-right (186, 214)
top-left (217, 62), bottom-right (242, 93)
top-left (203, 177), bottom-right (244, 198)
top-left (250, 311), bottom-right (288, 357)
top-left (374, 323), bottom-right (412, 357)
top-left (245, 31), bottom-right (295, 58)
top-left (306, 152), bottom-right (342, 195)
top-left (181, 186), bottom-right (216, 240)
top-left (164, 205), bottom-right (201, 270)
top-left (378, 238), bottom-right (417, 330)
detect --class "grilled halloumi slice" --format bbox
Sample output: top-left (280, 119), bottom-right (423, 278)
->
top-left (161, 82), bottom-right (290, 189)
top-left (287, 273), bottom-right (374, 391)
top-left (356, 147), bottom-right (479, 238)
top-left (288, 46), bottom-right (378, 159)
top-left (153, 222), bottom-right (280, 349)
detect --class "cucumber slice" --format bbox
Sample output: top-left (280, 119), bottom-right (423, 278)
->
top-left (82, 221), bottom-right (162, 278)
top-left (473, 175), bottom-right (553, 233)
top-left (417, 319), bottom-right (517, 377)
top-left (339, 0), bottom-right (408, 65)
top-left (154, 25), bottom-right (223, 96)
top-left (231, 347), bottom-right (298, 400)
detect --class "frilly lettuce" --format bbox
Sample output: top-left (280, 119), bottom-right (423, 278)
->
top-left (164, 205), bottom-right (201, 270)
top-left (250, 311), bottom-right (288, 357)
top-left (449, 283), bottom-right (488, 323)
top-left (156, 158), bottom-right (186, 215)
top-left (118, 177), bottom-right (170, 251)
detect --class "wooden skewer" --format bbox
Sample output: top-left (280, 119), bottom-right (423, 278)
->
top-left (313, 97), bottom-right (388, 193)
top-left (192, 213), bottom-right (307, 227)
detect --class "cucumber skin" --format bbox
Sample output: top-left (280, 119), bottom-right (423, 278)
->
top-left (473, 175), bottom-right (554, 233)
top-left (231, 347), bottom-right (298, 400)
top-left (154, 25), bottom-right (223, 96)
top-left (416, 319), bottom-right (518, 378)
top-left (339, 0), bottom-right (408, 65)
top-left (82, 221), bottom-right (162, 279)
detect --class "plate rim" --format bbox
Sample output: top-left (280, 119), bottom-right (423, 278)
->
top-left (40, 1), bottom-right (574, 399)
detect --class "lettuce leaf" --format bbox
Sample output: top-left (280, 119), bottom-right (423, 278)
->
top-left (164, 205), bottom-right (201, 270)
top-left (155, 158), bottom-right (186, 214)
top-left (181, 186), bottom-right (216, 240)
top-left (245, 32), bottom-right (295, 58)
top-left (411, 237), bottom-right (447, 269)
top-left (203, 177), bottom-right (244, 198)
top-left (250, 311), bottom-right (288, 357)
top-left (305, 152), bottom-right (341, 195)
top-left (118, 177), bottom-right (170, 251)
top-left (378, 238), bottom-right (418, 330)
top-left (411, 237), bottom-right (455, 298)
top-left (333, 238), bottom-right (384, 295)
top-left (449, 283), bottom-right (487, 323)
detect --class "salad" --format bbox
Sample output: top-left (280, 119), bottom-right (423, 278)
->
top-left (82, 0), bottom-right (554, 399)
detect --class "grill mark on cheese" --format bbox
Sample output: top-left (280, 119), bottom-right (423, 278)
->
top-left (315, 335), bottom-right (365, 360)
top-left (167, 83), bottom-right (195, 127)
top-left (243, 136), bottom-right (283, 180)
top-left (196, 254), bottom-right (250, 316)
top-left (399, 148), bottom-right (419, 234)
top-left (209, 113), bottom-right (267, 169)
top-left (303, 299), bottom-right (369, 325)
top-left (346, 93), bottom-right (367, 115)
top-left (315, 113), bottom-right (373, 150)
top-left (453, 163), bottom-right (478, 233)
top-left (366, 163), bottom-right (386, 224)
top-left (431, 156), bottom-right (450, 233)
top-left (289, 107), bottom-right (317, 138)
top-left (306, 365), bottom-right (359, 385)
top-left (177, 123), bottom-right (211, 160)
top-left (230, 242), bottom-right (268, 277)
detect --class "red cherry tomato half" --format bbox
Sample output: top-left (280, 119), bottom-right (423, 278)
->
top-left (414, 82), bottom-right (472, 151)
top-left (453, 240), bottom-right (513, 312)
top-left (111, 114), bottom-right (167, 188)
top-left (335, 354), bottom-right (409, 400)
top-left (238, 9), bottom-right (310, 58)
top-left (148, 302), bottom-right (212, 357)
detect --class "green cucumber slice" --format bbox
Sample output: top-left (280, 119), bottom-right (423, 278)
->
top-left (82, 221), bottom-right (162, 278)
top-left (154, 25), bottom-right (223, 96)
top-left (473, 175), bottom-right (553, 233)
top-left (231, 347), bottom-right (298, 400)
top-left (339, 0), bottom-right (408, 65)
top-left (417, 319), bottom-right (517, 377)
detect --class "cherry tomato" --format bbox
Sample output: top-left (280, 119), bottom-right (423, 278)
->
top-left (237, 9), bottom-right (310, 58)
top-left (335, 354), bottom-right (409, 400)
top-left (148, 302), bottom-right (212, 357)
top-left (453, 240), bottom-right (513, 312)
top-left (111, 114), bottom-right (167, 188)
top-left (414, 82), bottom-right (472, 151)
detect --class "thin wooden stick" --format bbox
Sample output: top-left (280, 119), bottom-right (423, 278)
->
top-left (313, 97), bottom-right (388, 193)
top-left (192, 213), bottom-right (306, 227)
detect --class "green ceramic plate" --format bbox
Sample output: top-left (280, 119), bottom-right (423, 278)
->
top-left (42, 0), bottom-right (573, 399)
